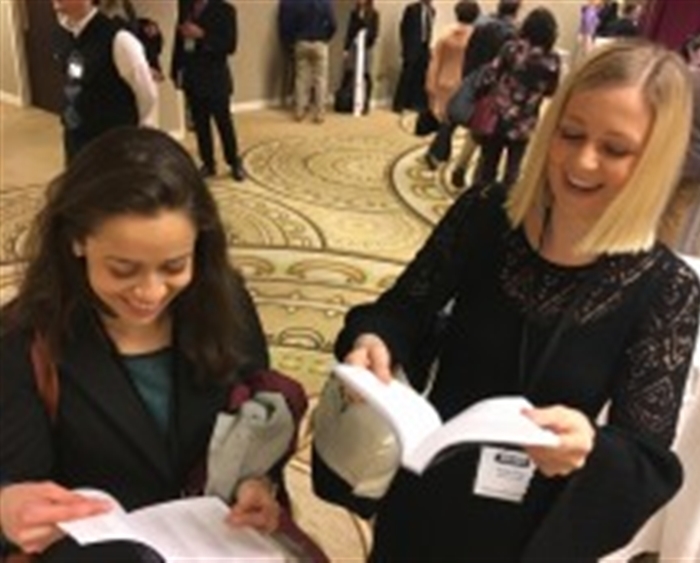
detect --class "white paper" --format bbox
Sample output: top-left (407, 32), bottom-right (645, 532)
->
top-left (58, 491), bottom-right (286, 563)
top-left (333, 363), bottom-right (560, 474)
top-left (333, 363), bottom-right (442, 455)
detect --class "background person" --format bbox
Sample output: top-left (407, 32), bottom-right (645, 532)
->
top-left (0, 128), bottom-right (284, 561)
top-left (424, 0), bottom-right (480, 127)
top-left (53, 0), bottom-right (157, 163)
top-left (659, 32), bottom-right (700, 256)
top-left (423, 0), bottom-right (521, 185)
top-left (277, 0), bottom-right (297, 108)
top-left (287, 0), bottom-right (337, 123)
top-left (470, 7), bottom-right (561, 192)
top-left (578, 0), bottom-right (602, 59)
top-left (392, 0), bottom-right (435, 113)
top-left (171, 0), bottom-right (246, 182)
top-left (597, 1), bottom-right (643, 39)
top-left (343, 0), bottom-right (380, 114)
top-left (332, 40), bottom-right (699, 561)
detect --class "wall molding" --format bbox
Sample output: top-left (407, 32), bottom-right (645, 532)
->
top-left (0, 91), bottom-right (23, 106)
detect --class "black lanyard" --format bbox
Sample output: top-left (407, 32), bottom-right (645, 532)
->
top-left (517, 210), bottom-right (602, 394)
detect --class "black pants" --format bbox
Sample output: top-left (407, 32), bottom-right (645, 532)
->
top-left (63, 128), bottom-right (100, 165)
top-left (473, 134), bottom-right (528, 189)
top-left (39, 538), bottom-right (163, 562)
top-left (187, 92), bottom-right (240, 170)
top-left (427, 121), bottom-right (458, 162)
top-left (393, 48), bottom-right (430, 112)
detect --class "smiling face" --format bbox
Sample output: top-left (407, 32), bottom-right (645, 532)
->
top-left (547, 85), bottom-right (654, 225)
top-left (74, 210), bottom-right (197, 333)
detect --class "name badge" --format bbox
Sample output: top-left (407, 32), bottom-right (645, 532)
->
top-left (184, 38), bottom-right (195, 52)
top-left (68, 59), bottom-right (84, 80)
top-left (473, 446), bottom-right (534, 503)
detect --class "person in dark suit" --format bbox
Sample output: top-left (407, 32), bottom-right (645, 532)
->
top-left (393, 0), bottom-right (435, 112)
top-left (171, 0), bottom-right (245, 181)
top-left (0, 128), bottom-right (290, 561)
top-left (53, 0), bottom-right (157, 163)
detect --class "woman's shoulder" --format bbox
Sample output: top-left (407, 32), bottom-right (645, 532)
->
top-left (0, 301), bottom-right (32, 345)
top-left (665, 250), bottom-right (700, 294)
top-left (444, 185), bottom-right (510, 237)
top-left (0, 318), bottom-right (34, 370)
top-left (632, 246), bottom-right (700, 311)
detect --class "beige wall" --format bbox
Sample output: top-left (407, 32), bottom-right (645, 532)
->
top-left (0, 0), bottom-right (27, 105)
top-left (224, 0), bottom-right (580, 107)
top-left (1, 0), bottom-right (581, 114)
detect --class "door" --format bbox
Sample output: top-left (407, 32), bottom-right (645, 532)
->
top-left (23, 0), bottom-right (63, 113)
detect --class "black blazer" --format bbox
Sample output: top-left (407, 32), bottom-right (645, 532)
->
top-left (400, 1), bottom-right (434, 62)
top-left (344, 8), bottom-right (379, 52)
top-left (0, 298), bottom-right (269, 513)
top-left (171, 0), bottom-right (237, 98)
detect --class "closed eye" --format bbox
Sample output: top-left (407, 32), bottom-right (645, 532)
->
top-left (602, 143), bottom-right (635, 158)
top-left (558, 126), bottom-right (585, 142)
top-left (160, 257), bottom-right (191, 275)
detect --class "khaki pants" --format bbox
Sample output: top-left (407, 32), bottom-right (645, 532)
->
top-left (294, 41), bottom-right (329, 118)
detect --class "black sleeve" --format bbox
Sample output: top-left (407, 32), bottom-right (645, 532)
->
top-left (344, 11), bottom-right (356, 51)
top-left (524, 259), bottom-right (700, 560)
top-left (200, 2), bottom-right (236, 56)
top-left (462, 22), bottom-right (506, 76)
top-left (399, 6), bottom-right (412, 59)
top-left (231, 271), bottom-right (270, 376)
top-left (334, 190), bottom-right (504, 373)
top-left (366, 11), bottom-right (379, 50)
top-left (0, 329), bottom-right (55, 484)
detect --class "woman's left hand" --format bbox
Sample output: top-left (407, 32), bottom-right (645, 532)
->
top-left (523, 405), bottom-right (595, 477)
top-left (227, 477), bottom-right (280, 533)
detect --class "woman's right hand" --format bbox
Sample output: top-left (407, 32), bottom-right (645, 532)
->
top-left (0, 482), bottom-right (111, 554)
top-left (343, 333), bottom-right (393, 382)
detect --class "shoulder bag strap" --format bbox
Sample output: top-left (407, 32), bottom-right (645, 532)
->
top-left (29, 333), bottom-right (59, 423)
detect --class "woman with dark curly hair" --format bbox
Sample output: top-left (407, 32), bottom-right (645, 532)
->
top-left (470, 7), bottom-right (561, 192)
top-left (0, 128), bottom-right (293, 562)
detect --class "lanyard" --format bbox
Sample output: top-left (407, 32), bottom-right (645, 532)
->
top-left (517, 209), bottom-right (602, 394)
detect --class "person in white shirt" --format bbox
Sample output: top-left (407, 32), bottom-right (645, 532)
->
top-left (53, 0), bottom-right (157, 162)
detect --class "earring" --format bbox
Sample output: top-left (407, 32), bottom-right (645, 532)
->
top-left (72, 241), bottom-right (85, 257)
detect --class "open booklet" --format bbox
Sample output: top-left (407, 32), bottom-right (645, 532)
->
top-left (58, 489), bottom-right (287, 563)
top-left (333, 363), bottom-right (560, 474)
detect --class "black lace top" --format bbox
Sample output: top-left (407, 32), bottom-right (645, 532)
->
top-left (335, 189), bottom-right (700, 561)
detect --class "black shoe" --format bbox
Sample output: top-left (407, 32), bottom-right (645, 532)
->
top-left (451, 166), bottom-right (466, 188)
top-left (199, 164), bottom-right (216, 179)
top-left (424, 152), bottom-right (439, 171)
top-left (230, 162), bottom-right (246, 182)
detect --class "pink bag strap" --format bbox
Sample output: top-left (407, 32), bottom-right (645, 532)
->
top-left (30, 332), bottom-right (59, 423)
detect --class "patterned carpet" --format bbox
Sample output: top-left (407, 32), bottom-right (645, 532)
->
top-left (0, 103), bottom-right (478, 560)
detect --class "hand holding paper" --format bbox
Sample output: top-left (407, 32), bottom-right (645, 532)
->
top-left (333, 363), bottom-right (560, 474)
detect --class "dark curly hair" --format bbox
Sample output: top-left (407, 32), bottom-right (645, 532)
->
top-left (519, 7), bottom-right (558, 52)
top-left (3, 127), bottom-right (262, 382)
top-left (455, 0), bottom-right (480, 24)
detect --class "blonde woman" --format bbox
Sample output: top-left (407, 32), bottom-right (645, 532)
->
top-left (331, 40), bottom-right (699, 561)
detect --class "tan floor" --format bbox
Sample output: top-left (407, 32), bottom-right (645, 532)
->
top-left (0, 102), bottom-right (472, 561)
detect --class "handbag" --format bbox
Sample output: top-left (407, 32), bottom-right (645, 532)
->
top-left (333, 69), bottom-right (354, 114)
top-left (311, 373), bottom-right (401, 519)
top-left (468, 90), bottom-right (499, 137)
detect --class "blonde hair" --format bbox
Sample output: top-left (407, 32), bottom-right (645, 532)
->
top-left (507, 40), bottom-right (693, 255)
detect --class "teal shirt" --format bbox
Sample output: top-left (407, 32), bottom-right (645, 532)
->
top-left (122, 348), bottom-right (173, 434)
